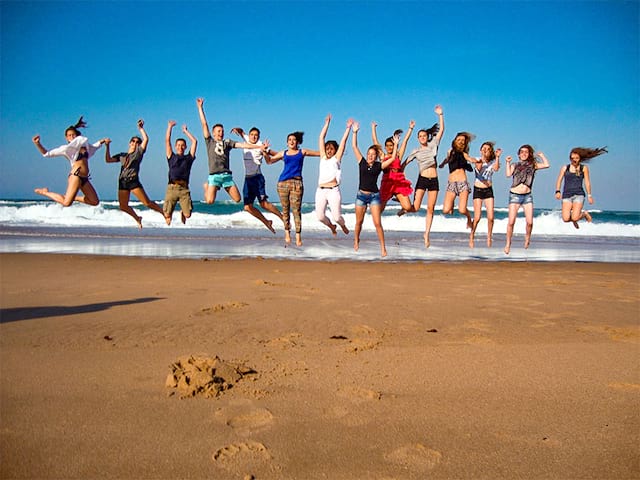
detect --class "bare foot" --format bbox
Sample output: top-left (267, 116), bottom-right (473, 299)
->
top-left (487, 236), bottom-right (492, 247)
top-left (381, 249), bottom-right (388, 257)
top-left (266, 220), bottom-right (275, 234)
top-left (354, 240), bottom-right (359, 252)
top-left (584, 211), bottom-right (592, 222)
top-left (181, 212), bottom-right (186, 224)
top-left (504, 245), bottom-right (511, 255)
top-left (136, 216), bottom-right (143, 229)
top-left (524, 237), bottom-right (530, 249)
top-left (397, 209), bottom-right (406, 217)
top-left (330, 224), bottom-right (337, 236)
top-left (164, 214), bottom-right (172, 226)
top-left (424, 234), bottom-right (430, 249)
top-left (34, 187), bottom-right (49, 196)
top-left (340, 223), bottom-right (349, 235)
top-left (572, 220), bottom-right (580, 229)
top-left (284, 231), bottom-right (291, 245)
top-left (466, 217), bottom-right (473, 229)
top-left (469, 234), bottom-right (475, 248)
top-left (295, 233), bottom-right (303, 246)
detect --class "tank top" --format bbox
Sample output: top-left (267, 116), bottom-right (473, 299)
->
top-left (278, 149), bottom-right (305, 182)
top-left (511, 161), bottom-right (536, 189)
top-left (562, 164), bottom-right (585, 198)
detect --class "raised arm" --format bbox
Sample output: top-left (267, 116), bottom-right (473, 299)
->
top-left (504, 155), bottom-right (515, 177)
top-left (104, 138), bottom-right (119, 163)
top-left (398, 120), bottom-right (415, 163)
top-left (434, 105), bottom-right (445, 143)
top-left (230, 127), bottom-right (245, 140)
top-left (138, 119), bottom-right (149, 152)
top-left (319, 114), bottom-right (331, 157)
top-left (493, 148), bottom-right (502, 171)
top-left (182, 125), bottom-right (198, 157)
top-left (166, 120), bottom-right (175, 158)
top-left (196, 98), bottom-right (210, 139)
top-left (335, 119), bottom-right (353, 161)
top-left (371, 121), bottom-right (381, 147)
top-left (382, 134), bottom-right (399, 169)
top-left (535, 152), bottom-right (550, 170)
top-left (32, 135), bottom-right (48, 155)
top-left (351, 122), bottom-right (363, 162)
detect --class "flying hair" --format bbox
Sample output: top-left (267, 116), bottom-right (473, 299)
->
top-left (570, 146), bottom-right (608, 163)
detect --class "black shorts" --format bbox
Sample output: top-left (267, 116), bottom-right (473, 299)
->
top-left (473, 185), bottom-right (494, 200)
top-left (119, 176), bottom-right (143, 191)
top-left (415, 175), bottom-right (439, 192)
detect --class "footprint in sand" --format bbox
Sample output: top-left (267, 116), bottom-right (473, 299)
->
top-left (337, 385), bottom-right (382, 403)
top-left (212, 441), bottom-right (274, 473)
top-left (347, 325), bottom-right (384, 353)
top-left (195, 301), bottom-right (248, 316)
top-left (384, 443), bottom-right (442, 472)
top-left (216, 402), bottom-right (275, 434)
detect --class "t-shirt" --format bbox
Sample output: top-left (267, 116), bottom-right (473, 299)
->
top-left (406, 139), bottom-right (440, 171)
top-left (113, 146), bottom-right (143, 181)
top-left (205, 137), bottom-right (236, 174)
top-left (167, 152), bottom-right (196, 184)
top-left (474, 159), bottom-right (497, 183)
top-left (242, 134), bottom-right (263, 177)
top-left (358, 158), bottom-right (382, 192)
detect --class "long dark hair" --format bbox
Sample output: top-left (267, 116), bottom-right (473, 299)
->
top-left (570, 146), bottom-right (607, 163)
top-left (288, 131), bottom-right (304, 145)
top-left (65, 116), bottom-right (87, 136)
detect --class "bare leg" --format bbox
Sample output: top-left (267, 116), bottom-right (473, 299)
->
top-left (504, 203), bottom-right (519, 255)
top-left (458, 189), bottom-right (472, 229)
top-left (131, 187), bottom-right (170, 224)
top-left (370, 204), bottom-right (387, 257)
top-left (203, 183), bottom-right (217, 204)
top-left (424, 190), bottom-right (438, 248)
top-left (245, 204), bottom-right (275, 234)
top-left (118, 190), bottom-right (143, 228)
top-left (354, 205), bottom-right (366, 252)
top-left (486, 197), bottom-right (495, 247)
top-left (226, 185), bottom-right (242, 203)
top-left (469, 197), bottom-right (482, 248)
top-left (259, 200), bottom-right (283, 223)
top-left (523, 203), bottom-right (534, 249)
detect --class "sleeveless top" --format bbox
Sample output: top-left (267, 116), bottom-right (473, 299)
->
top-left (278, 149), bottom-right (305, 182)
top-left (562, 164), bottom-right (585, 198)
top-left (474, 159), bottom-right (497, 183)
top-left (511, 161), bottom-right (536, 189)
top-left (318, 155), bottom-right (341, 185)
top-left (448, 151), bottom-right (472, 173)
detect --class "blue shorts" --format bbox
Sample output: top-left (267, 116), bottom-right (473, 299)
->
top-left (562, 194), bottom-right (585, 204)
top-left (208, 172), bottom-right (236, 189)
top-left (243, 174), bottom-right (268, 205)
top-left (356, 190), bottom-right (381, 207)
top-left (509, 192), bottom-right (533, 205)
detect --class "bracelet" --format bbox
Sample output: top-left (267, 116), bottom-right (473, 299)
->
top-left (555, 190), bottom-right (560, 194)
top-left (588, 194), bottom-right (593, 197)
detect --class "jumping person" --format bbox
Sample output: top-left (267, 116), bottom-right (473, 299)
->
top-left (469, 142), bottom-right (502, 247)
top-left (164, 120), bottom-right (198, 225)
top-left (439, 132), bottom-right (475, 229)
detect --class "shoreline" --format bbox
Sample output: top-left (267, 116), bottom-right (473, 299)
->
top-left (1, 253), bottom-right (639, 479)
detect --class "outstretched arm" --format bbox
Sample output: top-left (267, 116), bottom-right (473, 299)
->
top-left (231, 127), bottom-right (245, 140)
top-left (196, 98), bottom-right (210, 139)
top-left (138, 119), bottom-right (149, 152)
top-left (183, 125), bottom-right (198, 157)
top-left (166, 121), bottom-right (175, 158)
top-left (319, 114), bottom-right (331, 157)
top-left (351, 122), bottom-right (363, 161)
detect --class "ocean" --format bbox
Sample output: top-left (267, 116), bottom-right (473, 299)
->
top-left (0, 199), bottom-right (638, 263)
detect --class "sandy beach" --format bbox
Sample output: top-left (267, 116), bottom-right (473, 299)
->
top-left (0, 253), bottom-right (638, 479)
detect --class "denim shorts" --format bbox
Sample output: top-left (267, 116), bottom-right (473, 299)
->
top-left (356, 190), bottom-right (381, 207)
top-left (562, 194), bottom-right (585, 204)
top-left (208, 172), bottom-right (236, 189)
top-left (509, 192), bottom-right (533, 205)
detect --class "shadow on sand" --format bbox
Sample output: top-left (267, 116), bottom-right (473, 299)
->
top-left (0, 297), bottom-right (165, 323)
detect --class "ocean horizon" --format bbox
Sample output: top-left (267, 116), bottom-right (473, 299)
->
top-left (1, 199), bottom-right (638, 263)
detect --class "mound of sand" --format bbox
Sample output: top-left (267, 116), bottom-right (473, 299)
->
top-left (166, 355), bottom-right (256, 398)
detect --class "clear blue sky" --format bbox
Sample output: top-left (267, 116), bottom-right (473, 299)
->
top-left (1, 0), bottom-right (638, 210)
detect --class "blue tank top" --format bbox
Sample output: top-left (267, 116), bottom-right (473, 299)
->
top-left (562, 164), bottom-right (585, 198)
top-left (278, 149), bottom-right (305, 182)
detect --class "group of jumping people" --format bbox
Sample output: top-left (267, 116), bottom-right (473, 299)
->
top-left (31, 100), bottom-right (607, 257)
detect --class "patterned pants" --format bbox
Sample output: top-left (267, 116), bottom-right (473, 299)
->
top-left (277, 178), bottom-right (304, 233)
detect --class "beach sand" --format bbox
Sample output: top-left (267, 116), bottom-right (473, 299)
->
top-left (1, 253), bottom-right (638, 479)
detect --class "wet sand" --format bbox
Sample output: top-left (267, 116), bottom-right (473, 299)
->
top-left (1, 253), bottom-right (638, 479)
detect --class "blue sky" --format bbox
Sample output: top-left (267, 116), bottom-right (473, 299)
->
top-left (1, 0), bottom-right (638, 210)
